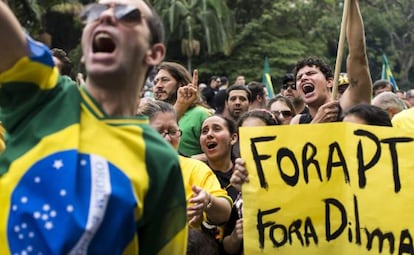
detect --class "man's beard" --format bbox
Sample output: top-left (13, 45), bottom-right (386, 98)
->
top-left (230, 110), bottom-right (242, 121)
top-left (164, 92), bottom-right (178, 105)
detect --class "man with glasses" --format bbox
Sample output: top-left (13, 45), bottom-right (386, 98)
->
top-left (280, 72), bottom-right (309, 116)
top-left (0, 1), bottom-right (187, 254)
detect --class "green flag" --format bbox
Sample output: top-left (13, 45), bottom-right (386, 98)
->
top-left (262, 56), bottom-right (274, 98)
top-left (381, 54), bottom-right (399, 91)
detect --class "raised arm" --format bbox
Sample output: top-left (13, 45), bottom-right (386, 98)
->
top-left (0, 2), bottom-right (29, 73)
top-left (174, 69), bottom-right (199, 120)
top-left (340, 0), bottom-right (372, 110)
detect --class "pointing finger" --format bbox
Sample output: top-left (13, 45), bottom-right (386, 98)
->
top-left (192, 69), bottom-right (198, 89)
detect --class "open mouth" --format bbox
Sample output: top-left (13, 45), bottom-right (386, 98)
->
top-left (154, 91), bottom-right (166, 98)
top-left (302, 84), bottom-right (315, 95)
top-left (206, 142), bottom-right (217, 149)
top-left (93, 32), bottom-right (116, 53)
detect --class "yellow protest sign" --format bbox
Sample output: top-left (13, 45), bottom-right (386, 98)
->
top-left (239, 122), bottom-right (414, 255)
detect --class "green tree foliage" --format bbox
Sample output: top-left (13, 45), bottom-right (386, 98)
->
top-left (195, 0), bottom-right (342, 88)
top-left (362, 0), bottom-right (414, 89)
top-left (196, 0), bottom-right (414, 89)
top-left (7, 0), bottom-right (44, 34)
top-left (149, 0), bottom-right (235, 71)
top-left (8, 0), bottom-right (414, 89)
top-left (7, 0), bottom-right (84, 78)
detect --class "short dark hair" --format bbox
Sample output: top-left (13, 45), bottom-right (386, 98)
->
top-left (293, 56), bottom-right (333, 80)
top-left (144, 1), bottom-right (165, 45)
top-left (247, 81), bottom-right (265, 101)
top-left (282, 73), bottom-right (295, 85)
top-left (373, 79), bottom-right (394, 93)
top-left (343, 103), bottom-right (392, 127)
top-left (208, 76), bottom-right (220, 86)
top-left (225, 84), bottom-right (252, 102)
top-left (187, 228), bottom-right (219, 255)
top-left (220, 76), bottom-right (228, 84)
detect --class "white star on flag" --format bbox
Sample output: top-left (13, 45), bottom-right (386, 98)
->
top-left (53, 160), bottom-right (64, 170)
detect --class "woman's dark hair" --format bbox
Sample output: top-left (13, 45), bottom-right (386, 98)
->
top-left (267, 95), bottom-right (297, 117)
top-left (209, 114), bottom-right (237, 135)
top-left (343, 103), bottom-right (392, 127)
top-left (237, 109), bottom-right (280, 127)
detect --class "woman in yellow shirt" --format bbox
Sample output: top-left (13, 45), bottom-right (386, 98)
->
top-left (139, 100), bottom-right (232, 228)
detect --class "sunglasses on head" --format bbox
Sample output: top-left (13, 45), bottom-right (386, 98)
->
top-left (272, 110), bottom-right (293, 118)
top-left (80, 3), bottom-right (144, 26)
top-left (282, 83), bottom-right (296, 90)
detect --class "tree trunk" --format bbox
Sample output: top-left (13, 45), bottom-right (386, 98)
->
top-left (187, 56), bottom-right (192, 73)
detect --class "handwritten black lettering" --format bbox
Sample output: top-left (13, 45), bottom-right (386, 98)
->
top-left (398, 229), bottom-right (414, 255)
top-left (381, 137), bottom-right (414, 193)
top-left (251, 136), bottom-right (276, 189)
top-left (325, 198), bottom-right (347, 241)
top-left (257, 207), bottom-right (280, 249)
top-left (302, 142), bottom-right (322, 183)
top-left (277, 148), bottom-right (300, 186)
top-left (326, 142), bottom-right (350, 184)
top-left (354, 129), bottom-right (381, 189)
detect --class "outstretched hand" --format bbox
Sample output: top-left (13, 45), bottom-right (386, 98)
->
top-left (187, 185), bottom-right (209, 226)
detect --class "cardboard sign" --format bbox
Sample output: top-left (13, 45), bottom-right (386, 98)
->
top-left (239, 123), bottom-right (414, 255)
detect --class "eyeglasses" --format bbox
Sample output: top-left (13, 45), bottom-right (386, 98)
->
top-left (271, 110), bottom-right (293, 118)
top-left (158, 129), bottom-right (182, 138)
top-left (80, 3), bottom-right (144, 26)
top-left (282, 83), bottom-right (296, 90)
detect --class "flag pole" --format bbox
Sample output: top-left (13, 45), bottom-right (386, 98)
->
top-left (332, 0), bottom-right (351, 100)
